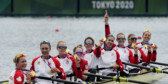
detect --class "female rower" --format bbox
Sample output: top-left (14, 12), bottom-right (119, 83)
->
top-left (83, 37), bottom-right (99, 69)
top-left (94, 35), bottom-right (124, 76)
top-left (136, 30), bottom-right (157, 61)
top-left (54, 41), bottom-right (82, 81)
top-left (127, 34), bottom-right (152, 72)
top-left (104, 10), bottom-right (116, 48)
top-left (9, 54), bottom-right (33, 84)
top-left (30, 40), bottom-right (66, 84)
top-left (73, 44), bottom-right (89, 81)
top-left (114, 33), bottom-right (138, 76)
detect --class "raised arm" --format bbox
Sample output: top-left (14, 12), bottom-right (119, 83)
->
top-left (104, 10), bottom-right (111, 37)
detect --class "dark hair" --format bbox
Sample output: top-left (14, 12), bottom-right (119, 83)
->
top-left (128, 34), bottom-right (135, 39)
top-left (40, 40), bottom-right (51, 48)
top-left (106, 34), bottom-right (115, 39)
top-left (84, 37), bottom-right (94, 44)
top-left (73, 44), bottom-right (83, 55)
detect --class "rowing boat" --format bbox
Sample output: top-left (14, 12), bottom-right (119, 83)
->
top-left (102, 72), bottom-right (166, 84)
top-left (0, 72), bottom-right (166, 84)
top-left (1, 63), bottom-right (167, 84)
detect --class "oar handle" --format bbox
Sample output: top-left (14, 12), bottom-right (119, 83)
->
top-left (35, 76), bottom-right (82, 84)
top-left (83, 73), bottom-right (150, 84)
top-left (128, 79), bottom-right (150, 84)
top-left (150, 61), bottom-right (168, 66)
top-left (0, 80), bottom-right (8, 83)
top-left (89, 66), bottom-right (113, 71)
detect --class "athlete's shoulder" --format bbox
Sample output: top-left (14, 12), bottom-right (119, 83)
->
top-left (32, 56), bottom-right (41, 63)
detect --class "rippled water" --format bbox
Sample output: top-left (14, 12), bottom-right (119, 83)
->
top-left (0, 17), bottom-right (168, 83)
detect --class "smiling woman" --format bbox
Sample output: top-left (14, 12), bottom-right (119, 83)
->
top-left (30, 40), bottom-right (66, 84)
top-left (9, 54), bottom-right (33, 84)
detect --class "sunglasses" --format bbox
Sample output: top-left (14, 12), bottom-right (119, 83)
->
top-left (129, 37), bottom-right (137, 40)
top-left (41, 48), bottom-right (49, 50)
top-left (107, 34), bottom-right (114, 37)
top-left (76, 51), bottom-right (83, 54)
top-left (41, 40), bottom-right (50, 44)
top-left (117, 38), bottom-right (125, 40)
top-left (58, 46), bottom-right (67, 49)
top-left (85, 42), bottom-right (93, 45)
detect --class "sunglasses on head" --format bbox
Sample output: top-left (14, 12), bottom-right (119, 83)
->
top-left (41, 40), bottom-right (50, 44)
top-left (129, 37), bottom-right (137, 40)
top-left (17, 53), bottom-right (25, 58)
top-left (76, 51), bottom-right (83, 54)
top-left (85, 42), bottom-right (93, 45)
top-left (117, 38), bottom-right (125, 40)
top-left (58, 46), bottom-right (67, 49)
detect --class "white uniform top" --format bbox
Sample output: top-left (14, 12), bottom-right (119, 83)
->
top-left (83, 52), bottom-right (100, 69)
top-left (114, 47), bottom-right (130, 63)
top-left (56, 57), bottom-right (73, 75)
top-left (98, 49), bottom-right (118, 75)
top-left (30, 56), bottom-right (58, 84)
top-left (114, 46), bottom-right (136, 70)
top-left (136, 43), bottom-right (149, 55)
top-left (129, 48), bottom-right (142, 61)
top-left (9, 69), bottom-right (26, 84)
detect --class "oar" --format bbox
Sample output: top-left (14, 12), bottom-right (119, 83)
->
top-left (89, 66), bottom-right (113, 71)
top-left (150, 61), bottom-right (168, 66)
top-left (83, 73), bottom-right (150, 84)
top-left (122, 62), bottom-right (168, 74)
top-left (35, 76), bottom-right (82, 84)
top-left (0, 80), bottom-right (8, 84)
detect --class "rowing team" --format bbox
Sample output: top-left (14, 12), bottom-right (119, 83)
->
top-left (8, 11), bottom-right (157, 84)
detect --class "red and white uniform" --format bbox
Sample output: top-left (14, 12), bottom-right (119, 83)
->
top-left (94, 47), bottom-right (124, 75)
top-left (9, 69), bottom-right (27, 84)
top-left (80, 59), bottom-right (89, 72)
top-left (55, 55), bottom-right (83, 81)
top-left (114, 46), bottom-right (138, 70)
top-left (83, 50), bottom-right (100, 69)
top-left (30, 56), bottom-right (66, 84)
top-left (128, 47), bottom-right (151, 64)
top-left (136, 42), bottom-right (157, 61)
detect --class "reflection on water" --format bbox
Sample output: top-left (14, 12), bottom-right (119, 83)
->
top-left (0, 17), bottom-right (168, 83)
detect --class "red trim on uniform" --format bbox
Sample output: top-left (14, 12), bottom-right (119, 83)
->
top-left (105, 25), bottom-right (111, 37)
top-left (70, 56), bottom-right (83, 79)
top-left (14, 70), bottom-right (24, 84)
top-left (51, 57), bottom-right (66, 80)
top-left (113, 49), bottom-right (124, 71)
top-left (55, 55), bottom-right (83, 79)
top-left (151, 51), bottom-right (157, 61)
top-left (30, 56), bottom-right (40, 80)
top-left (93, 47), bottom-right (103, 57)
top-left (80, 59), bottom-right (89, 72)
top-left (136, 42), bottom-right (141, 45)
top-left (126, 48), bottom-right (138, 64)
top-left (139, 49), bottom-right (151, 63)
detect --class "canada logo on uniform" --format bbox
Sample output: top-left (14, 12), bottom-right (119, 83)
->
top-left (9, 76), bottom-right (13, 80)
top-left (111, 53), bottom-right (114, 56)
top-left (66, 60), bottom-right (69, 64)
top-left (37, 61), bottom-right (40, 64)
